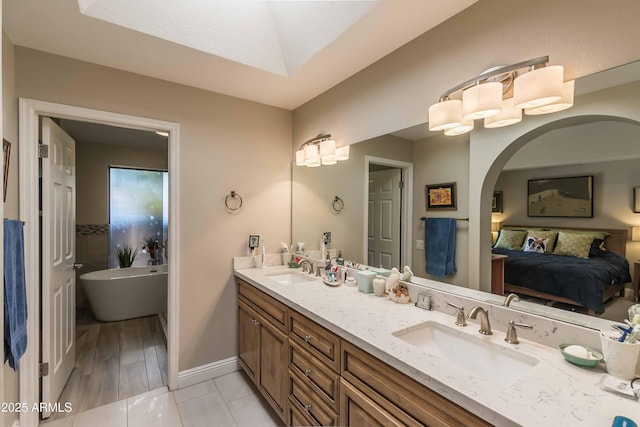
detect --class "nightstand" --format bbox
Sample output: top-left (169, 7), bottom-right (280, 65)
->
top-left (633, 262), bottom-right (640, 302)
top-left (491, 254), bottom-right (507, 295)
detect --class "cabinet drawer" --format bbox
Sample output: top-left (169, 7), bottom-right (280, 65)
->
top-left (289, 340), bottom-right (340, 411)
top-left (289, 399), bottom-right (314, 427)
top-left (289, 310), bottom-right (340, 372)
top-left (238, 279), bottom-right (288, 332)
top-left (289, 369), bottom-right (338, 427)
top-left (339, 378), bottom-right (405, 427)
top-left (341, 340), bottom-right (492, 427)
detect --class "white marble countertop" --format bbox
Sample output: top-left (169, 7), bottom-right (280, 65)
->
top-left (234, 265), bottom-right (639, 427)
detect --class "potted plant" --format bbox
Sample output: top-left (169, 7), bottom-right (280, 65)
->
top-left (142, 236), bottom-right (163, 265)
top-left (115, 243), bottom-right (137, 268)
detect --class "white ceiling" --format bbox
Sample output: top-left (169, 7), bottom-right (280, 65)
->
top-left (3, 0), bottom-right (477, 110)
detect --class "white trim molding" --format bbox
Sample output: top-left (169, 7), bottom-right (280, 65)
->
top-left (177, 357), bottom-right (240, 389)
top-left (18, 98), bottom-right (180, 427)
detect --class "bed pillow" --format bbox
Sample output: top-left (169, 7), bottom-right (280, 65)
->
top-left (494, 229), bottom-right (527, 250)
top-left (589, 238), bottom-right (606, 256)
top-left (525, 230), bottom-right (558, 253)
top-left (550, 228), bottom-right (609, 250)
top-left (523, 237), bottom-right (550, 253)
top-left (552, 232), bottom-right (594, 259)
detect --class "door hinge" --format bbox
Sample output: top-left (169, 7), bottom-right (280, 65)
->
top-left (39, 362), bottom-right (49, 377)
top-left (399, 180), bottom-right (405, 189)
top-left (38, 144), bottom-right (49, 158)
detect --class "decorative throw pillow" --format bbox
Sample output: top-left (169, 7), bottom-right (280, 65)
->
top-left (494, 229), bottom-right (527, 250)
top-left (523, 237), bottom-right (550, 253)
top-left (589, 238), bottom-right (606, 257)
top-left (526, 230), bottom-right (558, 253)
top-left (552, 232), bottom-right (594, 259)
top-left (551, 229), bottom-right (609, 250)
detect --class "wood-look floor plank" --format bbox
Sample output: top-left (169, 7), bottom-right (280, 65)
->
top-left (120, 324), bottom-right (144, 365)
top-left (52, 315), bottom-right (168, 422)
top-left (153, 330), bottom-right (169, 386)
top-left (94, 322), bottom-right (121, 361)
top-left (119, 361), bottom-right (149, 400)
top-left (85, 357), bottom-right (120, 410)
top-left (75, 324), bottom-right (100, 375)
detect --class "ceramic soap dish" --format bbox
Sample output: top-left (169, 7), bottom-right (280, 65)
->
top-left (558, 343), bottom-right (603, 367)
top-left (322, 277), bottom-right (341, 287)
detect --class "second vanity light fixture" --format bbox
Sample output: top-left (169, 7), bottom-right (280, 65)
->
top-left (295, 134), bottom-right (350, 167)
top-left (428, 56), bottom-right (574, 136)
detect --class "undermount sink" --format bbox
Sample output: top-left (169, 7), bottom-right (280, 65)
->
top-left (392, 321), bottom-right (539, 385)
top-left (266, 271), bottom-right (317, 285)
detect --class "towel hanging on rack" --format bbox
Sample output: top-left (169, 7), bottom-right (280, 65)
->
top-left (424, 218), bottom-right (457, 278)
top-left (4, 219), bottom-right (27, 370)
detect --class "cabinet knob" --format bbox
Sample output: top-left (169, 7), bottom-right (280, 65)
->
top-left (304, 335), bottom-right (312, 342)
top-left (254, 320), bottom-right (261, 327)
top-left (304, 404), bottom-right (312, 411)
top-left (304, 369), bottom-right (312, 377)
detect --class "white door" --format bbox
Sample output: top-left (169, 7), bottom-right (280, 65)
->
top-left (41, 118), bottom-right (76, 418)
top-left (368, 168), bottom-right (401, 269)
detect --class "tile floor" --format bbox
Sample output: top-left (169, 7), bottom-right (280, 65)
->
top-left (42, 371), bottom-right (283, 427)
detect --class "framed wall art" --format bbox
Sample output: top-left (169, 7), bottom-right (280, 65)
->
top-left (425, 182), bottom-right (457, 210)
top-left (492, 191), bottom-right (503, 213)
top-left (527, 175), bottom-right (593, 218)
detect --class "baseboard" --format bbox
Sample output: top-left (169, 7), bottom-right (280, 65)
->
top-left (177, 356), bottom-right (239, 389)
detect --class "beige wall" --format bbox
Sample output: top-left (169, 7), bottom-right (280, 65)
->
top-left (292, 135), bottom-right (413, 263)
top-left (2, 28), bottom-right (19, 427)
top-left (412, 134), bottom-right (470, 285)
top-left (14, 47), bottom-right (292, 371)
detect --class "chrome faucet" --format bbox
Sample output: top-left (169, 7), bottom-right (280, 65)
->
top-left (446, 302), bottom-right (467, 327)
top-left (503, 293), bottom-right (520, 307)
top-left (468, 306), bottom-right (492, 335)
top-left (299, 259), bottom-right (314, 274)
top-left (505, 320), bottom-right (533, 344)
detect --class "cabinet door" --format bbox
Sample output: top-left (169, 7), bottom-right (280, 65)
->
top-left (238, 299), bottom-right (260, 383)
top-left (339, 379), bottom-right (404, 427)
top-left (259, 318), bottom-right (289, 420)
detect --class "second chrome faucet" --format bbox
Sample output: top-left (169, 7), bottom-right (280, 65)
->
top-left (468, 306), bottom-right (492, 335)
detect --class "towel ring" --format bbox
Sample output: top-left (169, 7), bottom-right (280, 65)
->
top-left (331, 196), bottom-right (344, 213)
top-left (225, 191), bottom-right (243, 211)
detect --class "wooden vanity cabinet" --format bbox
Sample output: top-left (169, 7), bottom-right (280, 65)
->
top-left (237, 278), bottom-right (492, 427)
top-left (341, 340), bottom-right (492, 427)
top-left (237, 280), bottom-right (289, 423)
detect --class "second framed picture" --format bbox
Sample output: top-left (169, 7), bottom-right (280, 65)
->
top-left (425, 182), bottom-right (457, 210)
top-left (492, 191), bottom-right (503, 213)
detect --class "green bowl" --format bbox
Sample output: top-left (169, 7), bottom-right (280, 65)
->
top-left (558, 344), bottom-right (603, 367)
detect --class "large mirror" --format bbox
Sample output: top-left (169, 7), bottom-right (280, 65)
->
top-left (292, 60), bottom-right (640, 330)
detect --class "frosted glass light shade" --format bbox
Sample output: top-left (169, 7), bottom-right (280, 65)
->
top-left (321, 156), bottom-right (337, 165)
top-left (484, 97), bottom-right (522, 128)
top-left (525, 80), bottom-right (575, 115)
top-left (335, 145), bottom-right (350, 161)
top-left (295, 149), bottom-right (305, 166)
top-left (320, 139), bottom-right (336, 157)
top-left (462, 82), bottom-right (503, 120)
top-left (304, 144), bottom-right (319, 164)
top-left (428, 99), bottom-right (462, 131)
top-left (491, 222), bottom-right (501, 232)
top-left (632, 226), bottom-right (640, 242)
top-left (513, 65), bottom-right (564, 109)
top-left (444, 120), bottom-right (474, 136)
top-left (306, 159), bottom-right (321, 167)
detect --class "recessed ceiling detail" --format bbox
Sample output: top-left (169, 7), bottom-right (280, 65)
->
top-left (77, 0), bottom-right (379, 77)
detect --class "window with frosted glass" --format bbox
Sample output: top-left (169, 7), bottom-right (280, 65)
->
top-left (109, 167), bottom-right (168, 267)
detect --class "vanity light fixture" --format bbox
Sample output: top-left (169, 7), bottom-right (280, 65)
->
top-left (295, 134), bottom-right (349, 167)
top-left (428, 56), bottom-right (574, 136)
top-left (154, 130), bottom-right (169, 137)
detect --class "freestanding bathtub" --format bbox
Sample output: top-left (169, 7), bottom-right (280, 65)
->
top-left (80, 264), bottom-right (168, 322)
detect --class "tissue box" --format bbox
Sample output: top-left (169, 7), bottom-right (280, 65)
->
top-left (356, 270), bottom-right (376, 294)
top-left (371, 267), bottom-right (391, 277)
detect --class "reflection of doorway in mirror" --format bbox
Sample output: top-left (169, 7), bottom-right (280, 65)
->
top-left (368, 165), bottom-right (401, 269)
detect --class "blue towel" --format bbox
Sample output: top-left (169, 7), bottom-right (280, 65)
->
top-left (424, 218), bottom-right (457, 277)
top-left (4, 220), bottom-right (27, 370)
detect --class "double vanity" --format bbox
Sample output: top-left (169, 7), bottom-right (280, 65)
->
top-left (234, 263), bottom-right (639, 426)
